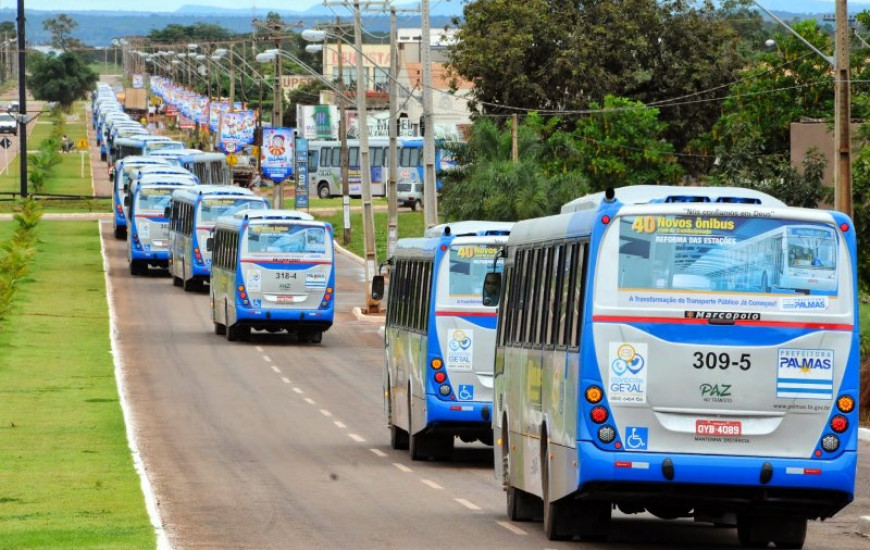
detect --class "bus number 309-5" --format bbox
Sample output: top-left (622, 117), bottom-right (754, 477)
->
top-left (692, 352), bottom-right (751, 371)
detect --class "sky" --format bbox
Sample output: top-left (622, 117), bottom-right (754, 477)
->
top-left (2, 1), bottom-right (323, 12)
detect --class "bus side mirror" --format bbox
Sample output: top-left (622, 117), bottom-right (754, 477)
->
top-left (206, 237), bottom-right (213, 252)
top-left (371, 275), bottom-right (385, 301)
top-left (164, 206), bottom-right (171, 218)
top-left (109, 171), bottom-right (115, 182)
top-left (123, 196), bottom-right (130, 207)
top-left (482, 272), bottom-right (501, 307)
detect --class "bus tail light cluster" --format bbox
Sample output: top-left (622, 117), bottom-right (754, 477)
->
top-left (598, 425), bottom-right (616, 443)
top-left (320, 287), bottom-right (334, 309)
top-left (237, 284), bottom-right (250, 306)
top-left (193, 247), bottom-right (204, 266)
top-left (131, 234), bottom-right (143, 251)
top-left (116, 203), bottom-right (123, 215)
top-left (431, 357), bottom-right (452, 398)
top-left (816, 394), bottom-right (854, 455)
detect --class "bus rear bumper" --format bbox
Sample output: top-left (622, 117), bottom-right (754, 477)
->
top-left (575, 441), bottom-right (855, 518)
top-left (423, 398), bottom-right (494, 443)
top-left (235, 307), bottom-right (334, 331)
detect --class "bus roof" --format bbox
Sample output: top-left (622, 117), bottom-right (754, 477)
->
top-left (171, 185), bottom-right (258, 202)
top-left (115, 135), bottom-right (173, 146)
top-left (424, 220), bottom-right (514, 238)
top-left (236, 209), bottom-right (314, 222)
top-left (114, 156), bottom-right (171, 169)
top-left (148, 148), bottom-right (205, 159)
top-left (136, 174), bottom-right (198, 186)
top-left (560, 185), bottom-right (786, 213)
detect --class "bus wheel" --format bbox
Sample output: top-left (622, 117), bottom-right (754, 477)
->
top-left (114, 226), bottom-right (125, 240)
top-left (173, 275), bottom-right (182, 287)
top-left (412, 199), bottom-right (422, 212)
top-left (317, 183), bottom-right (330, 199)
top-left (576, 501), bottom-right (610, 542)
top-left (129, 260), bottom-right (145, 276)
top-left (737, 513), bottom-right (770, 548)
top-left (214, 321), bottom-right (226, 336)
top-left (308, 330), bottom-right (322, 344)
top-left (772, 517), bottom-right (807, 549)
top-left (237, 325), bottom-right (251, 341)
top-left (410, 431), bottom-right (453, 461)
top-left (183, 277), bottom-right (199, 292)
top-left (504, 426), bottom-right (541, 521)
top-left (390, 424), bottom-right (409, 450)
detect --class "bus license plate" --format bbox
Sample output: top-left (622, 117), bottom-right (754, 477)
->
top-left (695, 420), bottom-right (742, 437)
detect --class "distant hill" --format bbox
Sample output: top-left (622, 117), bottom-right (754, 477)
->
top-left (1, 1), bottom-right (868, 49)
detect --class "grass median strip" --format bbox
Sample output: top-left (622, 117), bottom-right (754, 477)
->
top-left (0, 220), bottom-right (153, 548)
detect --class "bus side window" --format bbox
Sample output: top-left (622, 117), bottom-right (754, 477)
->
top-left (421, 262), bottom-right (432, 333)
top-left (308, 150), bottom-right (319, 171)
top-left (524, 249), bottom-right (541, 345)
top-left (558, 244), bottom-right (575, 347)
top-left (569, 243), bottom-right (588, 349)
top-left (497, 263), bottom-right (512, 347)
top-left (545, 246), bottom-right (560, 348)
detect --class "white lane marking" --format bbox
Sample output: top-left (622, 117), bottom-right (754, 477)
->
top-left (319, 409), bottom-right (332, 417)
top-left (348, 433), bottom-right (365, 442)
top-left (293, 387), bottom-right (303, 394)
top-left (263, 355), bottom-right (273, 363)
top-left (370, 449), bottom-right (387, 458)
top-left (496, 522), bottom-right (528, 535)
top-left (281, 377), bottom-right (291, 384)
top-left (304, 397), bottom-right (316, 405)
top-left (393, 463), bottom-right (412, 473)
top-left (421, 479), bottom-right (443, 490)
top-left (255, 346), bottom-right (264, 352)
top-left (270, 365), bottom-right (281, 374)
top-left (334, 420), bottom-right (346, 429)
top-left (455, 498), bottom-right (481, 511)
top-left (101, 225), bottom-right (171, 550)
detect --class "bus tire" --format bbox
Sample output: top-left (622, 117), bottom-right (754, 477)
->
top-left (226, 323), bottom-right (239, 341)
top-left (390, 424), bottom-right (409, 450)
top-left (214, 322), bottom-right (226, 336)
top-left (412, 199), bottom-right (422, 212)
top-left (308, 330), bottom-right (322, 344)
top-left (772, 517), bottom-right (807, 549)
top-left (129, 260), bottom-right (145, 276)
top-left (317, 182), bottom-right (330, 200)
top-left (737, 514), bottom-right (770, 548)
top-left (183, 277), bottom-right (199, 292)
top-left (173, 275), bottom-right (182, 287)
top-left (576, 501), bottom-right (610, 542)
top-left (114, 226), bottom-right (126, 240)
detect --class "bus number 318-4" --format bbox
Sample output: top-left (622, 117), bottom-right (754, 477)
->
top-left (692, 352), bottom-right (751, 371)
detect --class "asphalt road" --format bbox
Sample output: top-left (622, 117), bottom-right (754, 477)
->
top-left (100, 221), bottom-right (870, 550)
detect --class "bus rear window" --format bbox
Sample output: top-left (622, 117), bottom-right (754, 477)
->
top-left (246, 224), bottom-right (327, 254)
top-left (616, 215), bottom-right (839, 296)
top-left (199, 198), bottom-right (265, 222)
top-left (136, 189), bottom-right (173, 213)
top-left (446, 244), bottom-right (502, 304)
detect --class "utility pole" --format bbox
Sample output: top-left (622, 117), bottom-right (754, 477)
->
top-left (834, 0), bottom-right (852, 218)
top-left (228, 44), bottom-right (236, 110)
top-left (273, 30), bottom-right (284, 208)
top-left (387, 6), bottom-right (398, 259)
top-left (336, 20), bottom-right (352, 245)
top-left (16, 0), bottom-right (26, 198)
top-left (421, 0), bottom-right (437, 227)
top-left (354, 0), bottom-right (379, 312)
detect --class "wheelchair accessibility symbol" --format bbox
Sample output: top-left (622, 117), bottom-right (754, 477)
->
top-left (457, 385), bottom-right (474, 401)
top-left (624, 427), bottom-right (648, 451)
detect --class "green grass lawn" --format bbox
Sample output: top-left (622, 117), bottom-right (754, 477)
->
top-left (317, 208), bottom-right (426, 261)
top-left (0, 220), bottom-right (154, 548)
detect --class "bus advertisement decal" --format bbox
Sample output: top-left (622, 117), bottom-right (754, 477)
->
top-left (246, 269), bottom-right (262, 292)
top-left (608, 343), bottom-right (648, 403)
top-left (305, 272), bottom-right (327, 289)
top-left (776, 348), bottom-right (834, 400)
top-left (446, 329), bottom-right (473, 370)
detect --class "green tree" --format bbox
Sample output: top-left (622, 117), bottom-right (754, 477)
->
top-left (43, 14), bottom-right (86, 51)
top-left (571, 95), bottom-right (683, 190)
top-left (148, 22), bottom-right (233, 44)
top-left (447, 0), bottom-right (755, 168)
top-left (27, 51), bottom-right (98, 111)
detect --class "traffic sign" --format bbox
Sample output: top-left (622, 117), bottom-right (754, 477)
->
top-left (0, 137), bottom-right (10, 149)
top-left (76, 138), bottom-right (88, 151)
top-left (226, 153), bottom-right (238, 167)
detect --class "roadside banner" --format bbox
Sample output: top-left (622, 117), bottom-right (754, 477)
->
top-left (261, 127), bottom-right (295, 183)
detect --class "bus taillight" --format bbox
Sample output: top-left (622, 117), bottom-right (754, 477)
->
top-left (320, 287), bottom-right (333, 309)
top-left (434, 371), bottom-right (446, 383)
top-left (431, 358), bottom-right (443, 370)
top-left (821, 435), bottom-right (839, 452)
top-left (237, 285), bottom-right (249, 306)
top-left (585, 386), bottom-right (603, 404)
top-left (597, 425), bottom-right (616, 443)
top-left (439, 384), bottom-right (451, 396)
top-left (131, 234), bottom-right (142, 251)
top-left (840, 222), bottom-right (850, 232)
top-left (830, 415), bottom-right (848, 433)
top-left (836, 395), bottom-right (855, 413)
top-left (194, 247), bottom-right (203, 265)
top-left (590, 406), bottom-right (608, 424)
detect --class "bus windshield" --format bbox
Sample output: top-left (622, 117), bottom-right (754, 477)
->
top-left (136, 188), bottom-right (174, 214)
top-left (246, 224), bottom-right (328, 254)
top-left (446, 244), bottom-right (502, 303)
top-left (616, 215), bottom-right (839, 295)
top-left (199, 198), bottom-right (266, 223)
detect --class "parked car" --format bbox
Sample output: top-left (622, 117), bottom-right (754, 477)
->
top-left (7, 101), bottom-right (19, 113)
top-left (0, 112), bottom-right (17, 135)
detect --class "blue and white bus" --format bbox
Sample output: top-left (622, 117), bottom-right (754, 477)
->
top-left (125, 177), bottom-right (197, 275)
top-left (374, 221), bottom-right (513, 460)
top-left (168, 185), bottom-right (269, 291)
top-left (111, 156), bottom-right (172, 239)
top-left (210, 210), bottom-right (335, 342)
top-left (113, 135), bottom-right (184, 163)
top-left (149, 150), bottom-right (233, 186)
top-left (487, 185), bottom-right (859, 547)
top-left (307, 137), bottom-right (444, 201)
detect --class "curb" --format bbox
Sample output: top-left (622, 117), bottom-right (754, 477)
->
top-left (333, 238), bottom-right (365, 266)
top-left (351, 306), bottom-right (385, 324)
top-left (860, 427), bottom-right (870, 442)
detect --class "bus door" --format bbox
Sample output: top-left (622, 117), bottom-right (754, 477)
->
top-left (593, 212), bottom-right (854, 461)
top-left (240, 223), bottom-right (333, 312)
top-left (435, 241), bottom-right (504, 406)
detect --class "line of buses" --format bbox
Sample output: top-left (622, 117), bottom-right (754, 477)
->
top-left (92, 83), bottom-right (336, 344)
top-left (369, 184), bottom-right (859, 548)
top-left (95, 82), bottom-right (860, 548)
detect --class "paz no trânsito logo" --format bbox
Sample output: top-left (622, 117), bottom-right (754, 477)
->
top-left (608, 343), bottom-right (648, 403)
